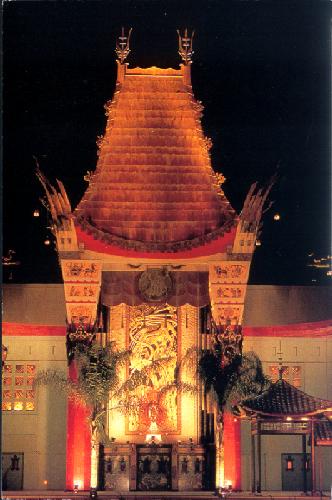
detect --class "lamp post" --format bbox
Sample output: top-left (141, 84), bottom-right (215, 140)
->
top-left (90, 487), bottom-right (98, 499)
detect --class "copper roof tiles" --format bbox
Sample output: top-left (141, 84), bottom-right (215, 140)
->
top-left (75, 67), bottom-right (237, 252)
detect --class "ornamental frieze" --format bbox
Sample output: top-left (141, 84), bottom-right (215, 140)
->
top-left (64, 283), bottom-right (100, 302)
top-left (210, 304), bottom-right (244, 325)
top-left (66, 303), bottom-right (98, 326)
top-left (61, 259), bottom-right (102, 282)
top-left (209, 284), bottom-right (246, 304)
top-left (209, 262), bottom-right (250, 284)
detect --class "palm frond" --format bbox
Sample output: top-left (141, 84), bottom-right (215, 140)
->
top-left (157, 381), bottom-right (197, 405)
top-left (174, 346), bottom-right (198, 382)
top-left (199, 350), bottom-right (270, 412)
top-left (34, 369), bottom-right (73, 395)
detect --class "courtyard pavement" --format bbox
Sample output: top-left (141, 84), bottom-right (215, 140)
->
top-left (1, 491), bottom-right (330, 500)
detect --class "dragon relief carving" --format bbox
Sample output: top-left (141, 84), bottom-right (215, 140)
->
top-left (127, 304), bottom-right (178, 433)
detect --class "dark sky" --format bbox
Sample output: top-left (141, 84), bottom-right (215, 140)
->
top-left (3, 0), bottom-right (332, 284)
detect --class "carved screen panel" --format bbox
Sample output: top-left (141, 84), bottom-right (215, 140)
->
top-left (136, 445), bottom-right (172, 491)
top-left (127, 304), bottom-right (179, 434)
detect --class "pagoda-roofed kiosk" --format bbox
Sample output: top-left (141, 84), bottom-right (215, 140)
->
top-left (38, 29), bottom-right (272, 493)
top-left (240, 377), bottom-right (332, 494)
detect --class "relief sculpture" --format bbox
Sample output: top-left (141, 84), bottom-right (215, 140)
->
top-left (138, 268), bottom-right (173, 302)
top-left (64, 283), bottom-right (100, 302)
top-left (67, 303), bottom-right (97, 326)
top-left (128, 304), bottom-right (178, 433)
top-left (210, 262), bottom-right (249, 283)
top-left (210, 284), bottom-right (246, 304)
top-left (213, 304), bottom-right (242, 325)
top-left (62, 260), bottom-right (101, 282)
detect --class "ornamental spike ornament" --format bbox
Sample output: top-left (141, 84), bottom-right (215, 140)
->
top-left (177, 28), bottom-right (195, 65)
top-left (115, 27), bottom-right (132, 64)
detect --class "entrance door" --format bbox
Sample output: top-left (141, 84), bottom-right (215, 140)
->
top-left (281, 453), bottom-right (312, 491)
top-left (2, 453), bottom-right (24, 490)
top-left (137, 445), bottom-right (171, 491)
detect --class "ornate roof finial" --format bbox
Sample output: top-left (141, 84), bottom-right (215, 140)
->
top-left (177, 28), bottom-right (195, 65)
top-left (115, 27), bottom-right (132, 64)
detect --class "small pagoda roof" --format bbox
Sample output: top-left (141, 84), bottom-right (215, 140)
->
top-left (75, 65), bottom-right (237, 253)
top-left (240, 378), bottom-right (332, 417)
top-left (315, 419), bottom-right (332, 445)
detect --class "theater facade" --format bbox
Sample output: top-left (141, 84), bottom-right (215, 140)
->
top-left (2, 31), bottom-right (332, 493)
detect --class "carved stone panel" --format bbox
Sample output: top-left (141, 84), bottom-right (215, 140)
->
top-left (64, 283), bottom-right (100, 302)
top-left (66, 303), bottom-right (97, 326)
top-left (137, 268), bottom-right (173, 302)
top-left (60, 259), bottom-right (102, 351)
top-left (136, 445), bottom-right (172, 491)
top-left (209, 262), bottom-right (250, 284)
top-left (211, 304), bottom-right (244, 325)
top-left (127, 305), bottom-right (179, 434)
top-left (209, 260), bottom-right (251, 329)
top-left (61, 260), bottom-right (102, 282)
top-left (178, 447), bottom-right (205, 491)
top-left (232, 231), bottom-right (255, 255)
top-left (103, 445), bottom-right (131, 491)
top-left (209, 284), bottom-right (247, 304)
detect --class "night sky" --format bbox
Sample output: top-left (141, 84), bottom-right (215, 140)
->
top-left (3, 0), bottom-right (331, 285)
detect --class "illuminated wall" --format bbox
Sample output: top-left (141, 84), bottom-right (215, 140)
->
top-left (178, 304), bottom-right (199, 440)
top-left (241, 333), bottom-right (332, 491)
top-left (2, 327), bottom-right (67, 490)
top-left (3, 285), bottom-right (331, 491)
top-left (108, 304), bottom-right (127, 440)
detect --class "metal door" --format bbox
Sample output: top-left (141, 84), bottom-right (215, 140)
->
top-left (281, 453), bottom-right (312, 492)
top-left (2, 453), bottom-right (24, 490)
top-left (137, 445), bottom-right (172, 490)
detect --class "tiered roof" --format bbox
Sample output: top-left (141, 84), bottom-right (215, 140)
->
top-left (75, 66), bottom-right (237, 253)
top-left (241, 378), bottom-right (332, 417)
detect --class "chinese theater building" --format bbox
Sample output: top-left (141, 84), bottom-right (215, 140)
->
top-left (2, 30), bottom-right (332, 493)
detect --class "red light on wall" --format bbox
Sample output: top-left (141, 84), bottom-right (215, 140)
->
top-left (66, 362), bottom-right (91, 491)
top-left (223, 412), bottom-right (241, 490)
top-left (286, 455), bottom-right (294, 471)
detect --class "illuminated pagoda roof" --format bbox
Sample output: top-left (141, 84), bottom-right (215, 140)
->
top-left (75, 63), bottom-right (237, 253)
top-left (240, 378), bottom-right (332, 417)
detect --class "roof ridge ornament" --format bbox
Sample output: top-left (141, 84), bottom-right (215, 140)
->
top-left (177, 28), bottom-right (195, 65)
top-left (116, 27), bottom-right (132, 64)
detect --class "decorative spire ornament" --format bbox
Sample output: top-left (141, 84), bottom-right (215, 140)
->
top-left (115, 27), bottom-right (132, 64)
top-left (177, 28), bottom-right (195, 65)
top-left (278, 355), bottom-right (284, 380)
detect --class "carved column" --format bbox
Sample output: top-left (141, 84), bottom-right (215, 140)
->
top-left (61, 259), bottom-right (102, 356)
top-left (60, 258), bottom-right (102, 490)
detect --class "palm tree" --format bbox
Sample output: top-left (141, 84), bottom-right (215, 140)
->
top-left (199, 349), bottom-right (270, 412)
top-left (199, 341), bottom-right (270, 489)
top-left (35, 342), bottom-right (130, 489)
